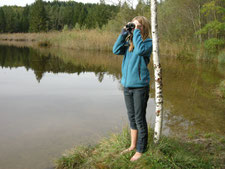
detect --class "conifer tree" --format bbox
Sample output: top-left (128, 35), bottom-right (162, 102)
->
top-left (21, 6), bottom-right (30, 32)
top-left (0, 8), bottom-right (6, 33)
top-left (29, 0), bottom-right (47, 32)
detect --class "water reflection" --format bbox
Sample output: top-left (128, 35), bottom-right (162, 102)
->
top-left (1, 44), bottom-right (225, 136)
top-left (161, 56), bottom-right (225, 136)
top-left (0, 45), bottom-right (121, 83)
top-left (0, 44), bottom-right (225, 169)
top-left (0, 45), bottom-right (155, 169)
top-left (0, 69), bottom-right (127, 169)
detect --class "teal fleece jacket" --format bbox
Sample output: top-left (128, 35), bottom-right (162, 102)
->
top-left (112, 29), bottom-right (152, 88)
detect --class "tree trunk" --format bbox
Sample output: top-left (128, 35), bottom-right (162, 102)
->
top-left (150, 0), bottom-right (163, 143)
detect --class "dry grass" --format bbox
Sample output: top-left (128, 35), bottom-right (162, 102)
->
top-left (0, 29), bottom-right (199, 57)
top-left (214, 80), bottom-right (225, 98)
top-left (0, 29), bottom-right (118, 52)
top-left (159, 40), bottom-right (198, 58)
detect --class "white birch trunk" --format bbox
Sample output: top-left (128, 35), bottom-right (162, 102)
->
top-left (151, 0), bottom-right (163, 143)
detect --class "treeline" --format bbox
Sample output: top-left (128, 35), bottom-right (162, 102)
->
top-left (106, 0), bottom-right (224, 53)
top-left (157, 0), bottom-right (225, 53)
top-left (0, 0), bottom-right (224, 53)
top-left (0, 0), bottom-right (119, 33)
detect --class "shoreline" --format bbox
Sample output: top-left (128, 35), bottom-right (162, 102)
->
top-left (54, 127), bottom-right (225, 169)
top-left (0, 29), bottom-right (117, 52)
top-left (0, 34), bottom-right (224, 168)
top-left (0, 29), bottom-right (198, 57)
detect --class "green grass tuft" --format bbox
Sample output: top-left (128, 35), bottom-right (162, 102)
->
top-left (38, 39), bottom-right (52, 47)
top-left (54, 126), bottom-right (225, 169)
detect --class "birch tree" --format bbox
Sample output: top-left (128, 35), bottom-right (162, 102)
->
top-left (151, 0), bottom-right (163, 143)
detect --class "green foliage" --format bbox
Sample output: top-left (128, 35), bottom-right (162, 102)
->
top-left (29, 0), bottom-right (48, 32)
top-left (0, 0), bottom-right (224, 55)
top-left (104, 2), bottom-right (138, 32)
top-left (158, 0), bottom-right (198, 42)
top-left (204, 38), bottom-right (225, 52)
top-left (1, 6), bottom-right (23, 33)
top-left (63, 24), bottom-right (69, 31)
top-left (218, 50), bottom-right (225, 64)
top-left (0, 8), bottom-right (6, 32)
top-left (196, 20), bottom-right (225, 35)
top-left (201, 0), bottom-right (225, 17)
top-left (73, 23), bottom-right (81, 30)
top-left (218, 80), bottom-right (225, 98)
top-left (196, 0), bottom-right (225, 53)
top-left (0, 1), bottom-right (118, 33)
top-left (21, 6), bottom-right (30, 32)
top-left (135, 0), bottom-right (150, 17)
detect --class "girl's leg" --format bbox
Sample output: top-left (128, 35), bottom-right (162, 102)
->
top-left (130, 86), bottom-right (149, 161)
top-left (130, 129), bottom-right (137, 149)
top-left (122, 88), bottom-right (137, 154)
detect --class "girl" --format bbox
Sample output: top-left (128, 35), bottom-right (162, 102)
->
top-left (113, 16), bottom-right (152, 161)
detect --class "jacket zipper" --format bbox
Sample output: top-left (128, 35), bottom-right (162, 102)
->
top-left (125, 56), bottom-right (131, 87)
top-left (138, 64), bottom-right (141, 80)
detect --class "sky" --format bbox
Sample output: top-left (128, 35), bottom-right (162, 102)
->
top-left (0, 0), bottom-right (140, 8)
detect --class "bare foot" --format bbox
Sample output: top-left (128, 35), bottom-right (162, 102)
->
top-left (130, 152), bottom-right (142, 161)
top-left (120, 146), bottom-right (135, 155)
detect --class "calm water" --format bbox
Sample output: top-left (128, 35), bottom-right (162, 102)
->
top-left (0, 45), bottom-right (224, 169)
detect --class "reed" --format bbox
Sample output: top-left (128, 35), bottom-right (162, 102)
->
top-left (0, 29), bottom-right (199, 57)
top-left (0, 29), bottom-right (118, 52)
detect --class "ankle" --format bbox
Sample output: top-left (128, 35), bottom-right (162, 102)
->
top-left (130, 152), bottom-right (142, 161)
top-left (135, 152), bottom-right (142, 155)
top-left (129, 146), bottom-right (136, 150)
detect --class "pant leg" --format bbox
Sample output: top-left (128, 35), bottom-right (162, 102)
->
top-left (124, 87), bottom-right (137, 130)
top-left (133, 86), bottom-right (149, 153)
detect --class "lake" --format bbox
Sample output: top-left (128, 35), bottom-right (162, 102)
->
top-left (0, 44), bottom-right (224, 169)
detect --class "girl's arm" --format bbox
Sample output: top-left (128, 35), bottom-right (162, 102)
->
top-left (112, 29), bottom-right (128, 55)
top-left (133, 29), bottom-right (152, 56)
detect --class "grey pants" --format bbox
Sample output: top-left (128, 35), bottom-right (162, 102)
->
top-left (124, 86), bottom-right (149, 153)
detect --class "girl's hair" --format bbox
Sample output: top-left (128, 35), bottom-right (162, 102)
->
top-left (129, 16), bottom-right (151, 52)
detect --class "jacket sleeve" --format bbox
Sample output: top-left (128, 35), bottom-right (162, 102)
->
top-left (112, 34), bottom-right (128, 55)
top-left (133, 29), bottom-right (152, 56)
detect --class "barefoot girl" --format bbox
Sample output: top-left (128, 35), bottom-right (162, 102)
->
top-left (113, 16), bottom-right (152, 161)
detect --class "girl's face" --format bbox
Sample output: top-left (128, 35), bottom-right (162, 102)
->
top-left (132, 19), bottom-right (143, 35)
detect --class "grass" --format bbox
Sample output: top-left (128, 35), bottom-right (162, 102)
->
top-left (0, 29), bottom-right (118, 52)
top-left (215, 80), bottom-right (225, 98)
top-left (54, 126), bottom-right (225, 169)
top-left (0, 29), bottom-right (197, 57)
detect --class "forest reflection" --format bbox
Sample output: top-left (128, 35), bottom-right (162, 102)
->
top-left (1, 44), bottom-right (225, 136)
top-left (0, 45), bottom-right (122, 83)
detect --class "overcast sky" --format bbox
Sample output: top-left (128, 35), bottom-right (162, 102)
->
top-left (0, 0), bottom-right (140, 8)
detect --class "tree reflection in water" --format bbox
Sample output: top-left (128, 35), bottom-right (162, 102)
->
top-left (0, 44), bottom-right (225, 136)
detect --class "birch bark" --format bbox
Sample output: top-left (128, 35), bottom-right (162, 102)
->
top-left (151, 0), bottom-right (163, 143)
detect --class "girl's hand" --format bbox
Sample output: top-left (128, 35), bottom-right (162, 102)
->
top-left (121, 27), bottom-right (128, 36)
